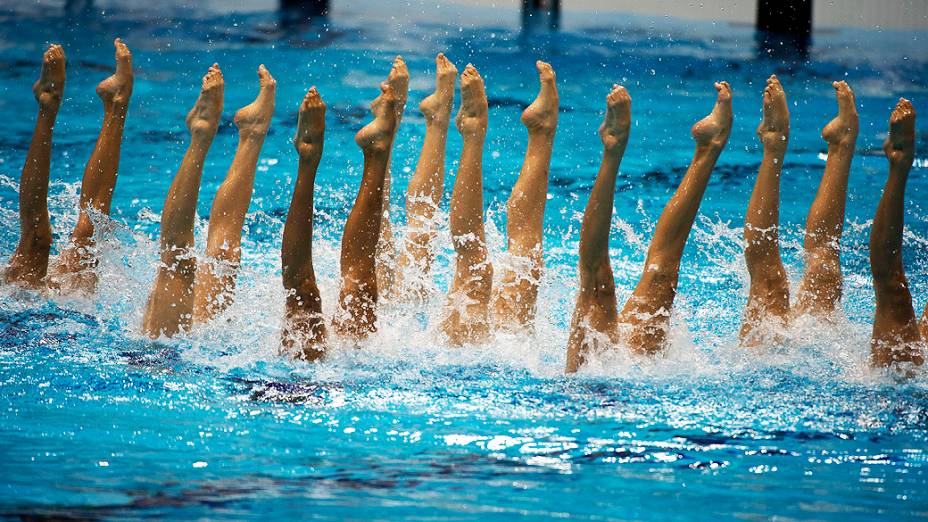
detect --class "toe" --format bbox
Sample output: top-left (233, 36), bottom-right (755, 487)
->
top-left (715, 82), bottom-right (732, 101)
top-left (380, 81), bottom-right (392, 94)
top-left (258, 66), bottom-right (276, 87)
top-left (537, 61), bottom-right (555, 80)
top-left (114, 38), bottom-right (130, 57)
top-left (835, 80), bottom-right (851, 96)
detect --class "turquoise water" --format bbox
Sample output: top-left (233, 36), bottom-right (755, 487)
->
top-left (1, 1), bottom-right (928, 519)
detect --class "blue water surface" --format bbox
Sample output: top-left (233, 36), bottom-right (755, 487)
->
top-left (1, 0), bottom-right (927, 519)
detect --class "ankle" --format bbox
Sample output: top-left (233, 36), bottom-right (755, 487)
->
top-left (826, 138), bottom-right (856, 152)
top-left (239, 128), bottom-right (269, 142)
top-left (105, 102), bottom-right (130, 119)
top-left (526, 121), bottom-right (557, 137)
top-left (762, 140), bottom-right (788, 153)
top-left (889, 155), bottom-right (915, 169)
top-left (298, 150), bottom-right (323, 165)
top-left (38, 105), bottom-right (60, 122)
top-left (426, 114), bottom-right (451, 128)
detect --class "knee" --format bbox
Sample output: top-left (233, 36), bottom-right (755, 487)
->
top-left (626, 316), bottom-right (670, 355)
top-left (874, 273), bottom-right (913, 307)
top-left (468, 263), bottom-right (494, 301)
top-left (71, 212), bottom-right (97, 240)
top-left (807, 249), bottom-right (841, 278)
top-left (580, 261), bottom-right (616, 298)
top-left (288, 281), bottom-right (323, 312)
top-left (750, 266), bottom-right (789, 296)
top-left (29, 223), bottom-right (53, 252)
top-left (871, 262), bottom-right (905, 286)
top-left (639, 262), bottom-right (679, 297)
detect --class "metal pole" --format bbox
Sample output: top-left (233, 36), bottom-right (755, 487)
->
top-left (521, 0), bottom-right (560, 31)
top-left (757, 0), bottom-right (812, 36)
top-left (755, 0), bottom-right (812, 60)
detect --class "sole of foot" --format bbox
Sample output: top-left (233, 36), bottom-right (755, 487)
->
top-left (386, 55), bottom-right (409, 116)
top-left (295, 86), bottom-right (326, 157)
top-left (356, 82), bottom-right (397, 150)
top-left (758, 74), bottom-right (789, 138)
top-left (34, 44), bottom-right (66, 109)
top-left (822, 80), bottom-right (858, 146)
top-left (419, 53), bottom-right (457, 122)
top-left (186, 63), bottom-right (224, 137)
top-left (600, 84), bottom-right (631, 151)
top-left (691, 81), bottom-right (733, 148)
top-left (520, 60), bottom-right (558, 133)
top-left (455, 64), bottom-right (488, 136)
top-left (95, 38), bottom-right (133, 108)
top-left (234, 64), bottom-right (276, 138)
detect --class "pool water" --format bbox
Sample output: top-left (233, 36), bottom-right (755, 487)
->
top-left (1, 0), bottom-right (927, 519)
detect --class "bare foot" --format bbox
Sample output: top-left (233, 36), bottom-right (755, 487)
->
top-left (455, 64), bottom-right (488, 138)
top-left (95, 38), bottom-right (133, 109)
top-left (822, 80), bottom-right (858, 147)
top-left (419, 53), bottom-right (457, 125)
top-left (757, 74), bottom-right (789, 148)
top-left (186, 63), bottom-right (224, 138)
top-left (386, 55), bottom-right (409, 120)
top-left (34, 44), bottom-right (65, 110)
top-left (521, 60), bottom-right (558, 134)
top-left (355, 82), bottom-right (398, 151)
top-left (234, 64), bottom-right (276, 139)
top-left (295, 86), bottom-right (326, 158)
top-left (692, 81), bottom-right (733, 148)
top-left (599, 84), bottom-right (631, 152)
top-left (883, 97), bottom-right (915, 164)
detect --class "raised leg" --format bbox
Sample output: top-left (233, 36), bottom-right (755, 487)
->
top-left (441, 65), bottom-right (493, 345)
top-left (193, 65), bottom-right (276, 322)
top-left (141, 65), bottom-right (224, 338)
top-left (282, 87), bottom-right (327, 359)
top-left (332, 82), bottom-right (398, 340)
top-left (49, 38), bottom-right (133, 294)
top-left (565, 85), bottom-right (631, 373)
top-left (393, 53), bottom-right (457, 299)
top-left (3, 45), bottom-right (65, 288)
top-left (492, 61), bottom-right (559, 331)
top-left (871, 99), bottom-right (924, 368)
top-left (740, 75), bottom-right (790, 346)
top-left (375, 56), bottom-right (410, 296)
top-left (794, 81), bottom-right (858, 317)
top-left (618, 82), bottom-right (732, 354)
